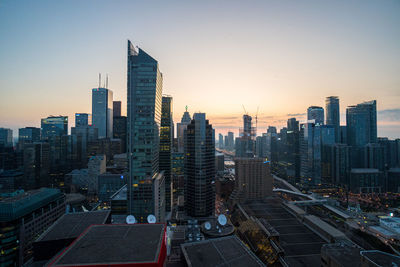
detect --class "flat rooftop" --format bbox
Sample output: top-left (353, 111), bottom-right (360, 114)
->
top-left (361, 250), bottom-right (400, 266)
top-left (48, 224), bottom-right (165, 266)
top-left (36, 211), bottom-right (110, 242)
top-left (242, 198), bottom-right (326, 267)
top-left (181, 235), bottom-right (265, 267)
top-left (321, 242), bottom-right (361, 267)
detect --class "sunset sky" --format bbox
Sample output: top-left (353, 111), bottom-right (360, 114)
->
top-left (1, 0), bottom-right (399, 138)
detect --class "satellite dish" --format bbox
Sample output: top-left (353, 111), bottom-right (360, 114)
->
top-left (147, 214), bottom-right (156, 224)
top-left (218, 214), bottom-right (227, 226)
top-left (126, 215), bottom-right (136, 224)
top-left (205, 221), bottom-right (211, 230)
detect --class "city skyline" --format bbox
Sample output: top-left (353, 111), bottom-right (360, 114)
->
top-left (1, 0), bottom-right (400, 138)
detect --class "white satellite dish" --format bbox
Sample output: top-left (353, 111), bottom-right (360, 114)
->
top-left (147, 214), bottom-right (156, 224)
top-left (218, 214), bottom-right (227, 226)
top-left (204, 221), bottom-right (211, 230)
top-left (126, 215), bottom-right (136, 224)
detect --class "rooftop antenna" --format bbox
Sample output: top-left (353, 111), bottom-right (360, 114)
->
top-left (106, 74), bottom-right (109, 89)
top-left (98, 73), bottom-right (101, 88)
top-left (185, 105), bottom-right (188, 112)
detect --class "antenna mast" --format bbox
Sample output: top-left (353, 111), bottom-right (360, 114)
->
top-left (98, 73), bottom-right (101, 88)
top-left (106, 74), bottom-right (108, 89)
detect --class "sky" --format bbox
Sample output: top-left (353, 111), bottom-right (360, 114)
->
top-left (0, 0), bottom-right (399, 139)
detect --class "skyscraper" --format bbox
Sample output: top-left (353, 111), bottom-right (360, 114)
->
top-left (41, 116), bottom-right (68, 140)
top-left (113, 116), bottom-right (127, 153)
top-left (325, 96), bottom-right (340, 142)
top-left (18, 127), bottom-right (41, 143)
top-left (227, 131), bottom-right (234, 150)
top-left (346, 100), bottom-right (377, 147)
top-left (184, 113), bottom-right (215, 217)
top-left (75, 113), bottom-right (91, 127)
top-left (0, 128), bottom-right (13, 147)
top-left (113, 101), bottom-right (122, 117)
top-left (218, 133), bottom-right (224, 149)
top-left (287, 118), bottom-right (300, 181)
top-left (127, 40), bottom-right (164, 222)
top-left (92, 87), bottom-right (113, 138)
top-left (307, 106), bottom-right (324, 125)
top-left (159, 96), bottom-right (173, 212)
top-left (300, 122), bottom-right (322, 185)
top-left (177, 107), bottom-right (191, 153)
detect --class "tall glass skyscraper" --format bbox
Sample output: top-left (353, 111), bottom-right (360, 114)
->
top-left (346, 100), bottom-right (377, 147)
top-left (41, 116), bottom-right (68, 140)
top-left (177, 107), bottom-right (191, 153)
top-left (92, 88), bottom-right (113, 138)
top-left (184, 113), bottom-right (215, 217)
top-left (159, 95), bottom-right (173, 212)
top-left (325, 96), bottom-right (340, 142)
top-left (127, 40), bottom-right (164, 222)
top-left (307, 106), bottom-right (324, 125)
top-left (75, 113), bottom-right (91, 127)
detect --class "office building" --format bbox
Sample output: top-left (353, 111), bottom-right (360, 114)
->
top-left (0, 188), bottom-right (65, 266)
top-left (300, 122), bottom-right (322, 185)
top-left (184, 113), bottom-right (215, 217)
top-left (231, 158), bottom-right (273, 201)
top-left (0, 170), bottom-right (23, 193)
top-left (325, 96), bottom-right (340, 142)
top-left (349, 168), bottom-right (383, 193)
top-left (41, 116), bottom-right (68, 140)
top-left (218, 133), bottom-right (224, 149)
top-left (87, 155), bottom-right (106, 194)
top-left (172, 152), bottom-right (185, 203)
top-left (18, 127), bottom-right (41, 143)
top-left (92, 87), bottom-right (113, 138)
top-left (340, 126), bottom-right (347, 144)
top-left (71, 126), bottom-right (99, 167)
top-left (227, 131), bottom-right (234, 150)
top-left (331, 143), bottom-right (351, 185)
top-left (216, 152), bottom-right (225, 176)
top-left (0, 128), bottom-right (13, 147)
top-left (159, 96), bottom-right (173, 212)
top-left (307, 106), bottom-right (324, 125)
top-left (286, 118), bottom-right (300, 180)
top-left (97, 173), bottom-right (126, 201)
top-left (75, 113), bottom-right (91, 127)
top-left (23, 142), bottom-right (50, 189)
top-left (255, 134), bottom-right (267, 158)
top-left (113, 101), bottom-right (121, 117)
top-left (176, 107), bottom-right (191, 153)
top-left (127, 41), bottom-right (164, 222)
top-left (113, 116), bottom-right (127, 153)
top-left (346, 100), bottom-right (377, 147)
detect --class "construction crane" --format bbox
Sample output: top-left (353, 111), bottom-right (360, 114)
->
top-left (242, 104), bottom-right (248, 115)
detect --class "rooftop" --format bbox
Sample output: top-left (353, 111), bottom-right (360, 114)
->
top-left (36, 210), bottom-right (110, 242)
top-left (361, 250), bottom-right (400, 266)
top-left (181, 235), bottom-right (265, 267)
top-left (351, 168), bottom-right (380, 174)
top-left (47, 224), bottom-right (165, 266)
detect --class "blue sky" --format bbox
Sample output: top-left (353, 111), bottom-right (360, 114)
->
top-left (0, 0), bottom-right (399, 138)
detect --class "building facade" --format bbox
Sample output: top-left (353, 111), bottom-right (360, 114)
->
top-left (92, 88), bottom-right (113, 138)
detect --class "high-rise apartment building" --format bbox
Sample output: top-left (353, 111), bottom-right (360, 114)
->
top-left (346, 100), bottom-right (377, 147)
top-left (218, 133), bottom-right (224, 149)
top-left (287, 118), bottom-right (300, 181)
top-left (184, 113), bottom-right (215, 217)
top-left (92, 88), bottom-right (113, 138)
top-left (40, 116), bottom-right (68, 140)
top-left (127, 41), bottom-right (164, 222)
top-left (227, 131), bottom-right (234, 150)
top-left (307, 106), bottom-right (324, 125)
top-left (113, 101), bottom-right (121, 117)
top-left (75, 113), bottom-right (91, 127)
top-left (159, 96), bottom-right (173, 212)
top-left (325, 96), bottom-right (340, 142)
top-left (177, 107), bottom-right (191, 153)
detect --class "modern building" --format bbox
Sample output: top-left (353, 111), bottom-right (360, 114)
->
top-left (184, 113), bottom-right (215, 217)
top-left (97, 173), bottom-right (126, 201)
top-left (0, 188), bottom-right (65, 266)
top-left (387, 168), bottom-right (400, 193)
top-left (23, 142), bottom-right (50, 189)
top-left (176, 107), bottom-right (191, 153)
top-left (325, 96), bottom-right (340, 142)
top-left (346, 100), bottom-right (377, 147)
top-left (75, 113), bottom-right (91, 127)
top-left (286, 118), bottom-right (300, 181)
top-left (307, 106), bottom-right (324, 125)
top-left (113, 116), bottom-right (127, 153)
top-left (87, 155), bottom-right (106, 194)
top-left (216, 152), bottom-right (225, 176)
top-left (218, 133), bottom-right (224, 149)
top-left (231, 158), bottom-right (273, 201)
top-left (127, 41), bottom-right (164, 222)
top-left (0, 128), bottom-right (13, 147)
top-left (227, 131), bottom-right (234, 151)
top-left (300, 122), bottom-right (322, 185)
top-left (18, 127), bottom-right (41, 143)
top-left (71, 125), bottom-right (99, 167)
top-left (349, 168), bottom-right (383, 193)
top-left (113, 101), bottom-right (121, 117)
top-left (41, 116), bottom-right (68, 140)
top-left (159, 96), bottom-right (173, 212)
top-left (0, 170), bottom-right (24, 193)
top-left (172, 152), bottom-right (185, 204)
top-left (92, 87), bottom-right (113, 138)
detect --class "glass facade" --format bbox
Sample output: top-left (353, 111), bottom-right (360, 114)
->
top-left (75, 113), bottom-right (91, 127)
top-left (18, 127), bottom-right (41, 143)
top-left (325, 96), bottom-right (340, 142)
top-left (159, 96), bottom-right (173, 211)
top-left (40, 116), bottom-right (68, 140)
top-left (307, 106), bottom-right (324, 125)
top-left (346, 100), bottom-right (377, 147)
top-left (92, 88), bottom-right (113, 138)
top-left (127, 40), bottom-right (163, 222)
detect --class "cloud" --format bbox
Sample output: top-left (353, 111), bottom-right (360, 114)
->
top-left (378, 109), bottom-right (400, 122)
top-left (287, 113), bottom-right (306, 117)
